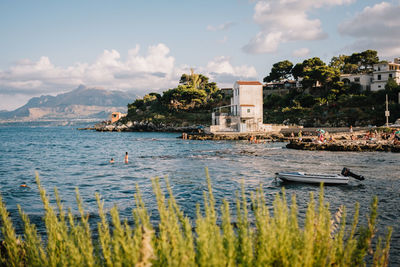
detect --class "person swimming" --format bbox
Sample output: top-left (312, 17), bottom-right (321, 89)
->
top-left (110, 158), bottom-right (114, 163)
top-left (124, 152), bottom-right (128, 164)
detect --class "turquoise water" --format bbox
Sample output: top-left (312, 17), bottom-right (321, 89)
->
top-left (0, 126), bottom-right (399, 262)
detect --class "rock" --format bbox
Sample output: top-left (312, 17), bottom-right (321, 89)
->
top-left (105, 125), bottom-right (115, 131)
top-left (286, 140), bottom-right (399, 153)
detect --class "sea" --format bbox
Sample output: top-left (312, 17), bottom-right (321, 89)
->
top-left (0, 125), bottom-right (399, 264)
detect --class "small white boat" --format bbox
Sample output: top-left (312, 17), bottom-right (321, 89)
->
top-left (275, 168), bottom-right (364, 185)
top-left (276, 172), bottom-right (349, 184)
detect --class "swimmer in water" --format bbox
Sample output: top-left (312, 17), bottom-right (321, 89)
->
top-left (124, 152), bottom-right (128, 164)
top-left (110, 158), bottom-right (114, 163)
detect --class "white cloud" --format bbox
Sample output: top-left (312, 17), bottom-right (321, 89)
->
top-left (292, 48), bottom-right (310, 57)
top-left (201, 56), bottom-right (258, 87)
top-left (206, 22), bottom-right (234, 31)
top-left (0, 44), bottom-right (177, 95)
top-left (338, 2), bottom-right (400, 58)
top-left (0, 44), bottom-right (258, 110)
top-left (243, 0), bottom-right (355, 54)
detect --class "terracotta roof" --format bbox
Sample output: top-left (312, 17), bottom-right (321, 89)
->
top-left (240, 104), bottom-right (255, 107)
top-left (236, 81), bottom-right (262, 85)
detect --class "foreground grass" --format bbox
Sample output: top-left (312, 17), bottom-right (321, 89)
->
top-left (0, 171), bottom-right (392, 267)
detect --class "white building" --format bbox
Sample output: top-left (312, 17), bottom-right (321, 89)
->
top-left (340, 73), bottom-right (373, 91)
top-left (340, 58), bottom-right (400, 91)
top-left (211, 81), bottom-right (264, 132)
top-left (371, 58), bottom-right (400, 91)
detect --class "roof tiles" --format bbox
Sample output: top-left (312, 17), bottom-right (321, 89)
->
top-left (236, 81), bottom-right (262, 85)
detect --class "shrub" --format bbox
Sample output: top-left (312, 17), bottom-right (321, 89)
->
top-left (0, 173), bottom-right (392, 266)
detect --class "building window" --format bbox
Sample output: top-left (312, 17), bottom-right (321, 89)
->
top-left (378, 74), bottom-right (381, 80)
top-left (354, 77), bottom-right (360, 83)
top-left (378, 85), bottom-right (381, 88)
top-left (389, 74), bottom-right (393, 78)
top-left (378, 67), bottom-right (381, 71)
top-left (247, 109), bottom-right (251, 113)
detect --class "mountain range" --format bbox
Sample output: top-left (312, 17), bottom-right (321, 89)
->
top-left (0, 85), bottom-right (136, 122)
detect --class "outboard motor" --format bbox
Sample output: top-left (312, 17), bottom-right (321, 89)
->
top-left (341, 167), bottom-right (365, 181)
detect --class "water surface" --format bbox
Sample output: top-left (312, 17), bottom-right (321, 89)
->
top-left (0, 126), bottom-right (399, 263)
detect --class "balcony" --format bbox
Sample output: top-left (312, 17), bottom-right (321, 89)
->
top-left (213, 105), bottom-right (238, 116)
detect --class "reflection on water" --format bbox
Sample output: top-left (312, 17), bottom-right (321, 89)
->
top-left (0, 126), bottom-right (399, 263)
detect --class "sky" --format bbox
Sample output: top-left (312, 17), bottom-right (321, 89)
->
top-left (0, 0), bottom-right (400, 110)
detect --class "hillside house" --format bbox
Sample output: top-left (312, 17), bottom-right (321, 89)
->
top-left (340, 73), bottom-right (373, 91)
top-left (371, 58), bottom-right (400, 91)
top-left (340, 58), bottom-right (400, 91)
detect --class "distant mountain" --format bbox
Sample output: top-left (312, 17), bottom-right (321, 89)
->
top-left (0, 85), bottom-right (137, 122)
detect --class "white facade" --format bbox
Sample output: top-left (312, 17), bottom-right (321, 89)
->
top-left (340, 73), bottom-right (373, 91)
top-left (371, 61), bottom-right (400, 91)
top-left (211, 81), bottom-right (264, 132)
top-left (339, 58), bottom-right (400, 91)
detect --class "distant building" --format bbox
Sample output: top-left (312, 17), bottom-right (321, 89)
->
top-left (110, 112), bottom-right (126, 123)
top-left (211, 81), bottom-right (264, 132)
top-left (264, 80), bottom-right (299, 90)
top-left (340, 58), bottom-right (400, 91)
top-left (371, 59), bottom-right (400, 91)
top-left (340, 73), bottom-right (373, 91)
top-left (263, 80), bottom-right (300, 97)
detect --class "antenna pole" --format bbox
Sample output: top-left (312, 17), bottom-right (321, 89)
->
top-left (385, 94), bottom-right (389, 127)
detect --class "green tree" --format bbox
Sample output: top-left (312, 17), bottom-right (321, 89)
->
top-left (385, 77), bottom-right (399, 92)
top-left (179, 69), bottom-right (210, 89)
top-left (346, 50), bottom-right (379, 73)
top-left (301, 60), bottom-right (340, 91)
top-left (263, 60), bottom-right (293, 82)
top-left (293, 57), bottom-right (326, 86)
top-left (329, 55), bottom-right (349, 71)
top-left (342, 63), bottom-right (359, 74)
top-left (291, 63), bottom-right (304, 80)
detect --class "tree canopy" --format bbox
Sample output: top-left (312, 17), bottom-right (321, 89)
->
top-left (264, 57), bottom-right (340, 91)
top-left (329, 49), bottom-right (379, 74)
top-left (127, 71), bottom-right (223, 116)
top-left (263, 60), bottom-right (293, 83)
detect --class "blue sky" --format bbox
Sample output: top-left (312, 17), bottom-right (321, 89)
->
top-left (0, 0), bottom-right (399, 110)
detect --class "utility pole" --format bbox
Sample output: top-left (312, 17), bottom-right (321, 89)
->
top-left (385, 94), bottom-right (390, 127)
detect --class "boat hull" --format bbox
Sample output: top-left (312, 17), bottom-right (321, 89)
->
top-left (277, 172), bottom-right (349, 185)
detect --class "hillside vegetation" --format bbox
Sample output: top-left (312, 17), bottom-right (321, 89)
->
top-left (124, 70), bottom-right (228, 126)
top-left (124, 50), bottom-right (400, 127)
top-left (263, 50), bottom-right (400, 126)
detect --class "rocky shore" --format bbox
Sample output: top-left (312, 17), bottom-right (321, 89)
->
top-left (286, 140), bottom-right (400, 152)
top-left (89, 120), bottom-right (204, 133)
top-left (85, 121), bottom-right (400, 152)
top-left (181, 132), bottom-right (288, 141)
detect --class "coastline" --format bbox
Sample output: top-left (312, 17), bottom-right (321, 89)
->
top-left (80, 120), bottom-right (204, 133)
top-left (84, 121), bottom-right (400, 152)
top-left (286, 139), bottom-right (400, 152)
